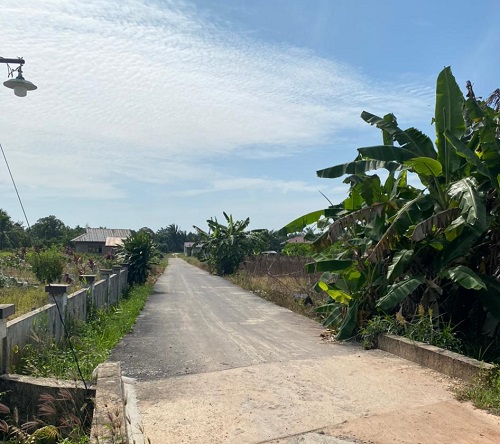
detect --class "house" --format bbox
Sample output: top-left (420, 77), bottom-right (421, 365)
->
top-left (184, 242), bottom-right (202, 256)
top-left (284, 235), bottom-right (311, 244)
top-left (72, 228), bottom-right (132, 254)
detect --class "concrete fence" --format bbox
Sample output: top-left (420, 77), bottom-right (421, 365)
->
top-left (0, 266), bottom-right (129, 373)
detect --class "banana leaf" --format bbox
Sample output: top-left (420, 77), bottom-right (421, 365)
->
top-left (336, 299), bottom-right (360, 340)
top-left (279, 209), bottom-right (325, 235)
top-left (361, 111), bottom-right (437, 159)
top-left (404, 157), bottom-right (442, 177)
top-left (317, 160), bottom-right (401, 179)
top-left (387, 249), bottom-right (414, 281)
top-left (377, 276), bottom-right (425, 311)
top-left (440, 265), bottom-right (486, 290)
top-left (435, 67), bottom-right (464, 182)
top-left (448, 177), bottom-right (487, 235)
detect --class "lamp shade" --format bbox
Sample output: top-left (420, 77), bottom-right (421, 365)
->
top-left (3, 75), bottom-right (37, 97)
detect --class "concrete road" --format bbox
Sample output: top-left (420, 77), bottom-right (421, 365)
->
top-left (110, 258), bottom-right (500, 444)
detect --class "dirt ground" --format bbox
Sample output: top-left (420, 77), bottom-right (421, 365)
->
top-left (112, 259), bottom-right (500, 443)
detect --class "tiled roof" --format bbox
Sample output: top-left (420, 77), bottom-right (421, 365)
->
top-left (72, 228), bottom-right (131, 243)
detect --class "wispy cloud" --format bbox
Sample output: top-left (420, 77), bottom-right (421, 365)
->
top-left (0, 0), bottom-right (435, 229)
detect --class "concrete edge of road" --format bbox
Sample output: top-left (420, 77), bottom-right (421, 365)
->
top-left (378, 333), bottom-right (495, 382)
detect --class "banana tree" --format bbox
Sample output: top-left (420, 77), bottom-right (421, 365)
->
top-left (282, 67), bottom-right (500, 340)
top-left (194, 212), bottom-right (264, 275)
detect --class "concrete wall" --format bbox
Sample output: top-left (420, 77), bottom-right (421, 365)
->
top-left (3, 266), bottom-right (128, 373)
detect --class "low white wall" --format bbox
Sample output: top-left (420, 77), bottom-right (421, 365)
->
top-left (4, 267), bottom-right (128, 372)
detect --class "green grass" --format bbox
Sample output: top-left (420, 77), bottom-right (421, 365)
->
top-left (0, 286), bottom-right (47, 319)
top-left (456, 369), bottom-right (500, 415)
top-left (15, 284), bottom-right (153, 380)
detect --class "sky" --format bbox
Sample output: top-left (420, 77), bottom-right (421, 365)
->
top-left (0, 0), bottom-right (499, 233)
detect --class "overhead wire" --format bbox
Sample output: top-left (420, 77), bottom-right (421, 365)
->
top-left (1, 141), bottom-right (88, 392)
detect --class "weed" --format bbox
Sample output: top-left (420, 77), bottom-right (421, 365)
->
top-left (0, 388), bottom-right (91, 443)
top-left (456, 368), bottom-right (500, 415)
top-left (359, 308), bottom-right (463, 353)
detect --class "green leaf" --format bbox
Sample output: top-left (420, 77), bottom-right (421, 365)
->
top-left (361, 112), bottom-right (437, 159)
top-left (411, 208), bottom-right (461, 241)
top-left (444, 130), bottom-right (494, 184)
top-left (318, 281), bottom-right (352, 304)
top-left (314, 302), bottom-right (343, 327)
top-left (387, 249), bottom-right (414, 281)
top-left (317, 160), bottom-right (401, 179)
top-left (435, 67), bottom-right (464, 183)
top-left (404, 157), bottom-right (442, 177)
top-left (448, 177), bottom-right (487, 235)
top-left (368, 195), bottom-right (425, 262)
top-left (336, 300), bottom-right (360, 340)
top-left (376, 276), bottom-right (425, 311)
top-left (358, 145), bottom-right (416, 162)
top-left (325, 202), bottom-right (386, 244)
top-left (305, 259), bottom-right (354, 273)
top-left (439, 265), bottom-right (486, 290)
top-left (438, 227), bottom-right (479, 268)
top-left (279, 210), bottom-right (325, 235)
top-left (344, 190), bottom-right (363, 210)
top-left (404, 128), bottom-right (437, 160)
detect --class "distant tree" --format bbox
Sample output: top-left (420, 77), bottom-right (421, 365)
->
top-left (30, 215), bottom-right (83, 247)
top-left (138, 227), bottom-right (155, 237)
top-left (31, 215), bottom-right (68, 247)
top-left (0, 209), bottom-right (28, 249)
top-left (258, 229), bottom-right (287, 253)
top-left (155, 224), bottom-right (187, 252)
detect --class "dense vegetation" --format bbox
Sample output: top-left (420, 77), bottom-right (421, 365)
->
top-left (282, 67), bottom-right (500, 359)
top-left (193, 213), bottom-right (296, 275)
top-left (117, 230), bottom-right (160, 285)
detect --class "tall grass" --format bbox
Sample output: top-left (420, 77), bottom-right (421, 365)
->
top-left (0, 286), bottom-right (47, 318)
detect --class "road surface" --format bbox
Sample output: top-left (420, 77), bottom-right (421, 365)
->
top-left (110, 258), bottom-right (500, 443)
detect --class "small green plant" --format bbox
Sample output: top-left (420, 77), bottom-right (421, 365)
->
top-left (456, 368), bottom-right (500, 415)
top-left (360, 306), bottom-right (463, 353)
top-left (28, 248), bottom-right (65, 284)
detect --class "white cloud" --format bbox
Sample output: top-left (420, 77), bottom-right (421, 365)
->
top-left (0, 0), bottom-right (435, 229)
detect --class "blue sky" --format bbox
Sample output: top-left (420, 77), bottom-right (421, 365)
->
top-left (0, 0), bottom-right (498, 233)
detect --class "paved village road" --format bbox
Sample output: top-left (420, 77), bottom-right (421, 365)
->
top-left (110, 258), bottom-right (500, 444)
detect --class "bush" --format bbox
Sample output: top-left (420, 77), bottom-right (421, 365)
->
top-left (117, 231), bottom-right (159, 285)
top-left (28, 248), bottom-right (65, 284)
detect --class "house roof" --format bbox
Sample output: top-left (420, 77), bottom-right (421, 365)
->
top-left (105, 237), bottom-right (125, 247)
top-left (72, 228), bottom-right (131, 243)
top-left (284, 235), bottom-right (311, 244)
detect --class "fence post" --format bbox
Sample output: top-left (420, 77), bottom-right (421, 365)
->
top-left (80, 274), bottom-right (96, 319)
top-left (119, 263), bottom-right (129, 295)
top-left (100, 269), bottom-right (112, 306)
top-left (45, 284), bottom-right (71, 343)
top-left (0, 304), bottom-right (15, 374)
top-left (112, 265), bottom-right (122, 300)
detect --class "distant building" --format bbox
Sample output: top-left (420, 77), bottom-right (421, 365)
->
top-left (184, 242), bottom-right (202, 256)
top-left (72, 228), bottom-right (131, 254)
top-left (284, 235), bottom-right (311, 244)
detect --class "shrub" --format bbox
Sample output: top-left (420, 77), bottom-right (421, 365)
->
top-left (28, 248), bottom-right (65, 284)
top-left (117, 231), bottom-right (159, 285)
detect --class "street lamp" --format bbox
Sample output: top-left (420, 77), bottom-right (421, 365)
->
top-left (0, 57), bottom-right (37, 97)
